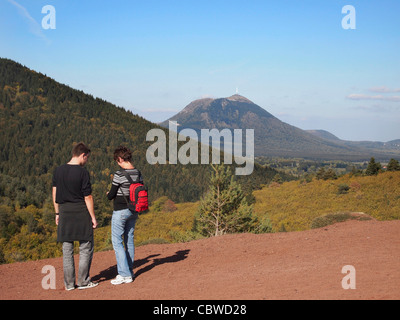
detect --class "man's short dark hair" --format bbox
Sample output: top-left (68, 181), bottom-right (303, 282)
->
top-left (114, 146), bottom-right (132, 162)
top-left (72, 142), bottom-right (91, 157)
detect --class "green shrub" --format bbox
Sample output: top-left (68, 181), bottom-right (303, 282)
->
top-left (337, 183), bottom-right (350, 194)
top-left (311, 212), bottom-right (371, 229)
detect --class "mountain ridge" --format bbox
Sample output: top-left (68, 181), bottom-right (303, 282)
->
top-left (160, 94), bottom-right (400, 160)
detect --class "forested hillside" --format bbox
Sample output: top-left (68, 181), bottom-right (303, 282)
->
top-left (0, 58), bottom-right (283, 263)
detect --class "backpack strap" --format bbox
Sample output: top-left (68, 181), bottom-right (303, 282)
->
top-left (121, 169), bottom-right (135, 185)
top-left (121, 169), bottom-right (142, 184)
top-left (118, 170), bottom-right (133, 207)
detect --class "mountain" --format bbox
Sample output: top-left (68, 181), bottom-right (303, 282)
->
top-left (161, 95), bottom-right (400, 160)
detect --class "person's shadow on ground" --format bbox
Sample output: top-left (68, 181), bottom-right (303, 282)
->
top-left (92, 250), bottom-right (190, 283)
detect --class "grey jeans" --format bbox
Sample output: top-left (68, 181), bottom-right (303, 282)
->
top-left (62, 241), bottom-right (94, 289)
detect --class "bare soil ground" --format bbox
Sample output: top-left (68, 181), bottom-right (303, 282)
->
top-left (0, 219), bottom-right (399, 300)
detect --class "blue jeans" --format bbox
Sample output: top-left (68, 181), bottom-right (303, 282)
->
top-left (111, 209), bottom-right (138, 277)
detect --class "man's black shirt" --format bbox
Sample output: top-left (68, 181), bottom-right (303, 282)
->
top-left (52, 164), bottom-right (92, 204)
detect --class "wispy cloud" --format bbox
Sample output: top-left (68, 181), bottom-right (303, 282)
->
top-left (352, 104), bottom-right (391, 113)
top-left (7, 0), bottom-right (49, 44)
top-left (368, 86), bottom-right (400, 93)
top-left (347, 94), bottom-right (400, 102)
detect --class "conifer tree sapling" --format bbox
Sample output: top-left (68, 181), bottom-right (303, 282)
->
top-left (194, 164), bottom-right (270, 237)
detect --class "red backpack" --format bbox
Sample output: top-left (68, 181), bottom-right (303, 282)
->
top-left (121, 170), bottom-right (149, 213)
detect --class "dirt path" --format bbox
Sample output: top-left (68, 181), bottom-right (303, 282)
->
top-left (0, 219), bottom-right (399, 300)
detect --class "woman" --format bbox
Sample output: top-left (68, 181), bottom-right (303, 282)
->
top-left (107, 146), bottom-right (143, 285)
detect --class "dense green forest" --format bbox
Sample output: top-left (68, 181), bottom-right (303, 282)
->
top-left (0, 58), bottom-right (285, 263)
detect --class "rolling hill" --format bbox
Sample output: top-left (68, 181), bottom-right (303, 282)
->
top-left (307, 130), bottom-right (400, 155)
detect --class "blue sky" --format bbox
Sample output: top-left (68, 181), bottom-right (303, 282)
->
top-left (1, 0), bottom-right (399, 141)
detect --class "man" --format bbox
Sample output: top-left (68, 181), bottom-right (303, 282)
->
top-left (52, 142), bottom-right (98, 290)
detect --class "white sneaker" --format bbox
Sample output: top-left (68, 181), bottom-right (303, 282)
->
top-left (111, 275), bottom-right (133, 285)
top-left (77, 281), bottom-right (99, 290)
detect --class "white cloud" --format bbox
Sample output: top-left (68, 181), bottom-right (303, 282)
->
top-left (347, 94), bottom-right (400, 102)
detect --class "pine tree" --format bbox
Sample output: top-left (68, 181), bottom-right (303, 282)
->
top-left (194, 164), bottom-right (270, 237)
top-left (365, 157), bottom-right (381, 175)
top-left (387, 158), bottom-right (400, 171)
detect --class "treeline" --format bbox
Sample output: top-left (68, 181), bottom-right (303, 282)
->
top-left (315, 157), bottom-right (400, 181)
top-left (256, 156), bottom-right (400, 178)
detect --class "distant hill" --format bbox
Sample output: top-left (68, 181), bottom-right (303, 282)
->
top-left (161, 95), bottom-right (400, 160)
top-left (305, 130), bottom-right (341, 141)
top-left (307, 130), bottom-right (400, 155)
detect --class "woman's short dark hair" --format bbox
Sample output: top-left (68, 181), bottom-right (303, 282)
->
top-left (113, 146), bottom-right (132, 162)
top-left (72, 142), bottom-right (91, 157)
